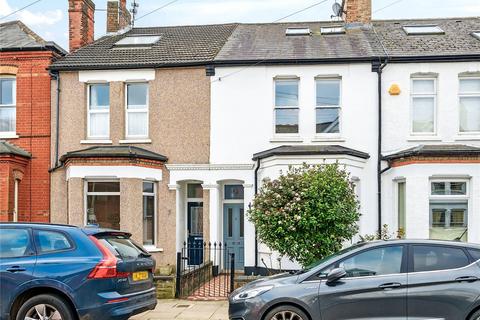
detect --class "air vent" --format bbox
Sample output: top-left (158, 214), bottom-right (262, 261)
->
top-left (286, 27), bottom-right (311, 36)
top-left (114, 35), bottom-right (161, 47)
top-left (403, 25), bottom-right (444, 35)
top-left (320, 26), bottom-right (346, 35)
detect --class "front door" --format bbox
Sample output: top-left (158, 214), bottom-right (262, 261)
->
top-left (223, 204), bottom-right (244, 270)
top-left (187, 202), bottom-right (203, 265)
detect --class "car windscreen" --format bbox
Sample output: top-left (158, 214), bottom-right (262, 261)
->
top-left (302, 242), bottom-right (368, 272)
top-left (96, 234), bottom-right (149, 260)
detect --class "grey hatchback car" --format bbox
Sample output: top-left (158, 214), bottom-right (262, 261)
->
top-left (229, 239), bottom-right (480, 320)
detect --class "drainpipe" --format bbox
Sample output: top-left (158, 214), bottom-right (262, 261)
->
top-left (253, 158), bottom-right (261, 273)
top-left (49, 71), bottom-right (61, 169)
top-left (372, 58), bottom-right (388, 235)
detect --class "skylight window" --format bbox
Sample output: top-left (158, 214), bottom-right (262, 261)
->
top-left (285, 27), bottom-right (311, 36)
top-left (403, 25), bottom-right (444, 35)
top-left (115, 35), bottom-right (161, 46)
top-left (320, 26), bottom-right (346, 35)
top-left (472, 31), bottom-right (480, 40)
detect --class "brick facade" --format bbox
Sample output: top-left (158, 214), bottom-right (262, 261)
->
top-left (0, 50), bottom-right (58, 222)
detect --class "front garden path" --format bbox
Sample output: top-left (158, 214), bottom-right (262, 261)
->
top-left (131, 299), bottom-right (228, 320)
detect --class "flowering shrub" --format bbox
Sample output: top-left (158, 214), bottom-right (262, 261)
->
top-left (248, 163), bottom-right (360, 267)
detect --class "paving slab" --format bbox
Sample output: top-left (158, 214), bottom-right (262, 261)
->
top-left (131, 300), bottom-right (229, 320)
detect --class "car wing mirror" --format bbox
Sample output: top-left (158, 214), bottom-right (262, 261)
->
top-left (326, 267), bottom-right (346, 284)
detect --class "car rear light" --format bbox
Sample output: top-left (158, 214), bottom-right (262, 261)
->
top-left (107, 297), bottom-right (129, 304)
top-left (88, 236), bottom-right (130, 279)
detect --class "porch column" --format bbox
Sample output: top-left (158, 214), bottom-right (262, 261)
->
top-left (202, 184), bottom-right (220, 245)
top-left (68, 178), bottom-right (84, 227)
top-left (243, 183), bottom-right (256, 271)
top-left (169, 184), bottom-right (183, 253)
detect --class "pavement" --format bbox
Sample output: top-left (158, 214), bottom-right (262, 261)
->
top-left (131, 299), bottom-right (229, 320)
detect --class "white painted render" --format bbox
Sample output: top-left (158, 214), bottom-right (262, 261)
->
top-left (66, 165), bottom-right (163, 181)
top-left (380, 61), bottom-right (480, 245)
top-left (209, 64), bottom-right (379, 269)
top-left (78, 69), bottom-right (156, 83)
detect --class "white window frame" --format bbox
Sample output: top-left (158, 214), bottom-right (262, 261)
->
top-left (125, 82), bottom-right (149, 139)
top-left (87, 83), bottom-right (110, 139)
top-left (84, 180), bottom-right (120, 226)
top-left (273, 77), bottom-right (300, 137)
top-left (410, 77), bottom-right (437, 136)
top-left (315, 77), bottom-right (342, 137)
top-left (142, 181), bottom-right (157, 248)
top-left (458, 77), bottom-right (480, 135)
top-left (0, 75), bottom-right (17, 136)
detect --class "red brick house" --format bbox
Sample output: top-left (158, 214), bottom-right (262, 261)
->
top-left (0, 21), bottom-right (66, 222)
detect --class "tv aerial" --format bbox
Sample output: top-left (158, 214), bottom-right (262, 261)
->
top-left (331, 1), bottom-right (344, 18)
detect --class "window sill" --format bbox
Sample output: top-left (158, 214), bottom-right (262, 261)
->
top-left (407, 136), bottom-right (441, 142)
top-left (270, 136), bottom-right (304, 143)
top-left (143, 246), bottom-right (163, 253)
top-left (0, 133), bottom-right (19, 139)
top-left (119, 139), bottom-right (152, 144)
top-left (80, 139), bottom-right (113, 144)
top-left (454, 135), bottom-right (480, 141)
top-left (312, 136), bottom-right (345, 142)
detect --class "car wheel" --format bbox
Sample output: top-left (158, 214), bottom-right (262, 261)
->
top-left (470, 310), bottom-right (480, 320)
top-left (15, 294), bottom-right (75, 320)
top-left (264, 305), bottom-right (309, 320)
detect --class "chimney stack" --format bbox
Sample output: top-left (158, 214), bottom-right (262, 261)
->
top-left (68, 0), bottom-right (95, 52)
top-left (343, 0), bottom-right (372, 24)
top-left (107, 0), bottom-right (132, 33)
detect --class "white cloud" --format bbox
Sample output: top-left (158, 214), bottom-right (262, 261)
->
top-left (0, 0), bottom-right (63, 26)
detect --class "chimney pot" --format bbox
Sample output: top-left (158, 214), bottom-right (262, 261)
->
top-left (68, 0), bottom-right (95, 52)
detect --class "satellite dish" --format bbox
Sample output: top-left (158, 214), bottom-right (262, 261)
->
top-left (332, 2), bottom-right (343, 17)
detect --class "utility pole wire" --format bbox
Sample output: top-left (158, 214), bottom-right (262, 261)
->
top-left (373, 0), bottom-right (405, 13)
top-left (0, 0), bottom-right (42, 20)
top-left (136, 0), bottom-right (180, 21)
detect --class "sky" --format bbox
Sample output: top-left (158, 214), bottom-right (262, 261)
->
top-left (1, 0), bottom-right (480, 51)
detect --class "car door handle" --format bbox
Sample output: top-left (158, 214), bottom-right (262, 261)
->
top-left (6, 266), bottom-right (26, 273)
top-left (455, 276), bottom-right (479, 283)
top-left (379, 282), bottom-right (402, 289)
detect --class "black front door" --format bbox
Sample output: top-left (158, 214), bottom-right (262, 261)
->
top-left (319, 245), bottom-right (407, 320)
top-left (187, 202), bottom-right (203, 265)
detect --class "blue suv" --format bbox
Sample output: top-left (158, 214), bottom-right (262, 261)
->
top-left (0, 223), bottom-right (157, 320)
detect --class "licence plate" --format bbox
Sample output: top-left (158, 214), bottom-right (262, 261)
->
top-left (132, 271), bottom-right (149, 282)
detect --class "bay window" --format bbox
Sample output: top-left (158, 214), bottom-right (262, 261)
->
top-left (126, 83), bottom-right (149, 138)
top-left (429, 180), bottom-right (468, 242)
top-left (0, 76), bottom-right (16, 135)
top-left (86, 181), bottom-right (120, 229)
top-left (143, 181), bottom-right (156, 246)
top-left (274, 79), bottom-right (299, 134)
top-left (411, 78), bottom-right (436, 134)
top-left (88, 84), bottom-right (110, 139)
top-left (316, 78), bottom-right (341, 134)
top-left (459, 78), bottom-right (480, 133)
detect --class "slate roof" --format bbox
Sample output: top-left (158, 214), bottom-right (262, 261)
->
top-left (50, 24), bottom-right (238, 70)
top-left (0, 20), bottom-right (66, 55)
top-left (215, 21), bottom-right (381, 62)
top-left (0, 141), bottom-right (31, 158)
top-left (252, 145), bottom-right (370, 160)
top-left (59, 146), bottom-right (168, 162)
top-left (383, 144), bottom-right (480, 161)
top-left (372, 17), bottom-right (480, 59)
top-left (49, 17), bottom-right (480, 70)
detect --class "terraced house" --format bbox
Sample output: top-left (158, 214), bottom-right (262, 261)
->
top-left (50, 0), bottom-right (480, 274)
top-left (49, 0), bottom-right (235, 266)
top-left (0, 20), bottom-right (66, 223)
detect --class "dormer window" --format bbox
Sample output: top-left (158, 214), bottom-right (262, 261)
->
top-left (285, 27), bottom-right (311, 36)
top-left (320, 26), bottom-right (345, 35)
top-left (403, 25), bottom-right (444, 35)
top-left (114, 35), bottom-right (161, 47)
top-left (472, 31), bottom-right (480, 40)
